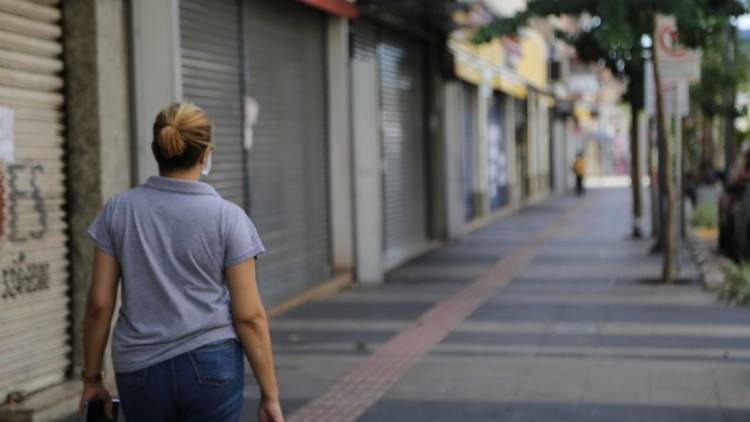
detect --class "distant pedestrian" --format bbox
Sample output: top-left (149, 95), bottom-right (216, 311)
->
top-left (573, 151), bottom-right (586, 196)
top-left (79, 103), bottom-right (284, 422)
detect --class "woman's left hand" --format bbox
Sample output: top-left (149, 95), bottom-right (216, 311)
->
top-left (79, 382), bottom-right (113, 418)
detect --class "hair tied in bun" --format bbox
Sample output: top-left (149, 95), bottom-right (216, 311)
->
top-left (159, 123), bottom-right (185, 158)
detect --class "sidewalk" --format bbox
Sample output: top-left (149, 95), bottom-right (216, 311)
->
top-left (245, 188), bottom-right (750, 421)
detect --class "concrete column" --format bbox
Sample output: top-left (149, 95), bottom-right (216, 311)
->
top-left (527, 92), bottom-right (537, 197)
top-left (552, 118), bottom-right (566, 195)
top-left (443, 81), bottom-right (465, 239)
top-left (427, 44), bottom-right (446, 241)
top-left (352, 58), bottom-right (383, 284)
top-left (539, 101), bottom-right (551, 194)
top-left (327, 16), bottom-right (353, 271)
top-left (130, 0), bottom-right (181, 183)
top-left (63, 0), bottom-right (132, 388)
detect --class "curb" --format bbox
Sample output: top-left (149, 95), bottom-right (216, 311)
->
top-left (685, 228), bottom-right (724, 290)
top-left (267, 272), bottom-right (353, 318)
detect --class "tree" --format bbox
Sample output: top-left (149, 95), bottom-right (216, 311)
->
top-left (473, 0), bottom-right (748, 283)
top-left (689, 18), bottom-right (747, 178)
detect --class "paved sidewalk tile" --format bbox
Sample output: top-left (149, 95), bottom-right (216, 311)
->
top-left (242, 188), bottom-right (750, 421)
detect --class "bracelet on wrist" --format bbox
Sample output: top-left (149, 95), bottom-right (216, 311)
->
top-left (80, 369), bottom-right (103, 384)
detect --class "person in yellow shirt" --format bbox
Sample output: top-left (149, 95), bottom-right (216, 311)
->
top-left (573, 151), bottom-right (585, 196)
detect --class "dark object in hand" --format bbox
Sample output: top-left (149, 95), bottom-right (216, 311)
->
top-left (83, 399), bottom-right (120, 422)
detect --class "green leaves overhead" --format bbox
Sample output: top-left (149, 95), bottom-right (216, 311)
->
top-left (474, 0), bottom-right (748, 47)
top-left (472, 0), bottom-right (749, 112)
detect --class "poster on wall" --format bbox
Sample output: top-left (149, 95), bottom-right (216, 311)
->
top-left (0, 106), bottom-right (14, 163)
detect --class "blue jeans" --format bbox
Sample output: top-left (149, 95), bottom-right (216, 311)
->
top-left (116, 339), bottom-right (244, 422)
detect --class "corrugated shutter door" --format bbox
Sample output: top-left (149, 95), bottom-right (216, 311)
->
top-left (352, 21), bottom-right (377, 61)
top-left (0, 0), bottom-right (69, 398)
top-left (180, 0), bottom-right (246, 207)
top-left (488, 91), bottom-right (508, 209)
top-left (515, 98), bottom-right (529, 200)
top-left (245, 0), bottom-right (331, 305)
top-left (379, 29), bottom-right (428, 267)
top-left (461, 82), bottom-right (477, 220)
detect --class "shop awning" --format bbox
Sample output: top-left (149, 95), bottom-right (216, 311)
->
top-left (297, 0), bottom-right (358, 18)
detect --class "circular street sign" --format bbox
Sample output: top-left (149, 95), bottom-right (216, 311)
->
top-left (657, 21), bottom-right (687, 58)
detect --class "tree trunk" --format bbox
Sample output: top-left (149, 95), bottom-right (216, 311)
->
top-left (630, 106), bottom-right (643, 238)
top-left (653, 13), bottom-right (675, 284)
top-left (700, 114), bottom-right (714, 178)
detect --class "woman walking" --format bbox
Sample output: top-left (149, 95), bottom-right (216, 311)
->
top-left (573, 151), bottom-right (586, 196)
top-left (78, 103), bottom-right (284, 422)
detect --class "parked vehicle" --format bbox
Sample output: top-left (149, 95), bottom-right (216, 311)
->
top-left (719, 144), bottom-right (750, 260)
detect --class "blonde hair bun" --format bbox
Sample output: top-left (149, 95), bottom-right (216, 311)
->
top-left (158, 124), bottom-right (185, 158)
top-left (153, 102), bottom-right (212, 161)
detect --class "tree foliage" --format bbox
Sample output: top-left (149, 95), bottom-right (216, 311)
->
top-left (473, 0), bottom-right (747, 48)
top-left (472, 0), bottom-right (748, 112)
top-left (690, 23), bottom-right (747, 119)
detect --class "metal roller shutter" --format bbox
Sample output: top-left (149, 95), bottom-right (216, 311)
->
top-left (461, 82), bottom-right (477, 221)
top-left (488, 91), bottom-right (508, 209)
top-left (515, 98), bottom-right (529, 201)
top-left (245, 0), bottom-right (331, 305)
top-left (180, 0), bottom-right (246, 207)
top-left (351, 21), bottom-right (376, 62)
top-left (0, 0), bottom-right (69, 399)
top-left (379, 29), bottom-right (428, 267)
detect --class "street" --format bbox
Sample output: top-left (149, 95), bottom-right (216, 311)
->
top-left (5, 1), bottom-right (750, 420)
top-left (247, 188), bottom-right (750, 422)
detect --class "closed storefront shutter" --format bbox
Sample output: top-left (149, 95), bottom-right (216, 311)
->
top-left (488, 91), bottom-right (508, 209)
top-left (515, 98), bottom-right (529, 201)
top-left (351, 22), bottom-right (429, 269)
top-left (379, 29), bottom-right (428, 268)
top-left (180, 0), bottom-right (246, 207)
top-left (0, 0), bottom-right (69, 398)
top-left (351, 20), bottom-right (377, 61)
top-left (245, 0), bottom-right (331, 305)
top-left (461, 82), bottom-right (477, 221)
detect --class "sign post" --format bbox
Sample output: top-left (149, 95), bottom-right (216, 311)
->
top-left (653, 15), bottom-right (701, 277)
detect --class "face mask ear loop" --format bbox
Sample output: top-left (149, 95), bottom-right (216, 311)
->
top-left (201, 149), bottom-right (212, 176)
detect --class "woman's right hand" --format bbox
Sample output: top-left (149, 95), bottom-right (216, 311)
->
top-left (258, 398), bottom-right (284, 422)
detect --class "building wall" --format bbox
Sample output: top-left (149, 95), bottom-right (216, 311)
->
top-left (327, 16), bottom-right (353, 272)
top-left (443, 81), bottom-right (466, 239)
top-left (0, 1), bottom-right (133, 418)
top-left (552, 117), bottom-right (567, 195)
top-left (130, 0), bottom-right (181, 184)
top-left (64, 0), bottom-right (132, 389)
top-left (351, 51), bottom-right (383, 283)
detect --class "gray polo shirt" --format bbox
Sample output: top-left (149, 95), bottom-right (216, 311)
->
top-left (88, 176), bottom-right (265, 373)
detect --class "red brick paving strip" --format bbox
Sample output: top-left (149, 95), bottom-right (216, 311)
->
top-left (288, 195), bottom-right (599, 422)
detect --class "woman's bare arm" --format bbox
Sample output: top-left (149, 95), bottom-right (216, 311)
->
top-left (83, 248), bottom-right (120, 377)
top-left (226, 259), bottom-right (283, 421)
top-left (80, 248), bottom-right (120, 416)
